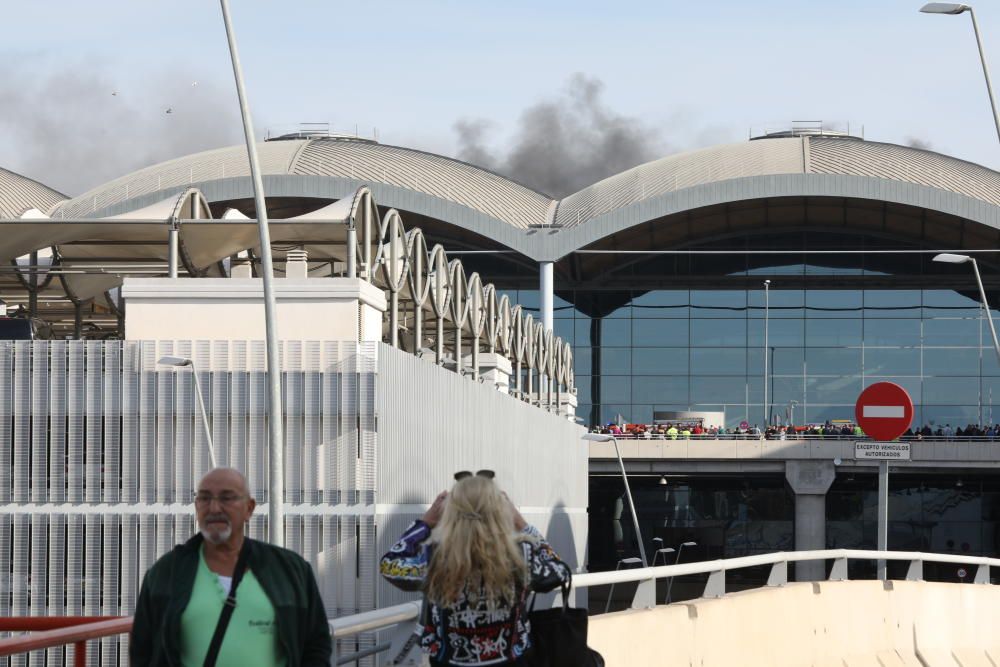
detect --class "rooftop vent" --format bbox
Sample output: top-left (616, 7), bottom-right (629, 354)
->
top-left (750, 121), bottom-right (863, 141)
top-left (265, 122), bottom-right (378, 143)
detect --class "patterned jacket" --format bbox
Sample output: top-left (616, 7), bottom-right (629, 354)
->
top-left (380, 520), bottom-right (570, 666)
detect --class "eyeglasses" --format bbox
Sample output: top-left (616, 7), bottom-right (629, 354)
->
top-left (193, 492), bottom-right (246, 507)
top-left (454, 469), bottom-right (495, 481)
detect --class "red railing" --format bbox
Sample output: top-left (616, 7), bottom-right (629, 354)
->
top-left (0, 616), bottom-right (133, 667)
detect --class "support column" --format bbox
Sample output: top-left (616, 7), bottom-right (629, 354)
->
top-left (167, 222), bottom-right (179, 278)
top-left (539, 261), bottom-right (553, 331)
top-left (785, 460), bottom-right (836, 582)
top-left (28, 251), bottom-right (38, 318)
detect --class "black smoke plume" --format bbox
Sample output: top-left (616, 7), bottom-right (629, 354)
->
top-left (0, 57), bottom-right (243, 196)
top-left (453, 74), bottom-right (668, 198)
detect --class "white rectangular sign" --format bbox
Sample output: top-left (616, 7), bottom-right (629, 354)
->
top-left (861, 405), bottom-right (905, 418)
top-left (855, 441), bottom-right (910, 460)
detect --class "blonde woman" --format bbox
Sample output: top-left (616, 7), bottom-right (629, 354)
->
top-left (380, 471), bottom-right (570, 666)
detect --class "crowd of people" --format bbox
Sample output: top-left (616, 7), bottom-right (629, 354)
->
top-left (590, 421), bottom-right (1000, 440)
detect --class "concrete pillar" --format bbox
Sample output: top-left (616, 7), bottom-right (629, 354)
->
top-left (785, 460), bottom-right (836, 582)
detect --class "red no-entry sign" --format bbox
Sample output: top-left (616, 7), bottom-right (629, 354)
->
top-left (855, 382), bottom-right (914, 441)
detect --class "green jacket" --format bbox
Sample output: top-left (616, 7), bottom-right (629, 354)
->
top-left (130, 534), bottom-right (332, 667)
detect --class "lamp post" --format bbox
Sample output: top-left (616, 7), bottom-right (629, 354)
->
top-left (763, 280), bottom-right (770, 428)
top-left (582, 433), bottom-right (647, 566)
top-left (665, 540), bottom-right (697, 604)
top-left (158, 356), bottom-right (217, 470)
top-left (920, 3), bottom-right (1000, 144)
top-left (219, 0), bottom-right (286, 546)
top-left (933, 253), bottom-right (1000, 364)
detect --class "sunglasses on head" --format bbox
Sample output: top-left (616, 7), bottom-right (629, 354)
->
top-left (454, 469), bottom-right (496, 481)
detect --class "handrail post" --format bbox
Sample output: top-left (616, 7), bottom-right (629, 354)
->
top-left (975, 564), bottom-right (990, 584)
top-left (631, 576), bottom-right (657, 610)
top-left (703, 569), bottom-right (725, 598)
top-left (829, 557), bottom-right (848, 581)
top-left (767, 560), bottom-right (787, 587)
top-left (74, 640), bottom-right (86, 667)
top-left (906, 559), bottom-right (923, 582)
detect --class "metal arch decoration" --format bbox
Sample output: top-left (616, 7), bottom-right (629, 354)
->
top-left (427, 244), bottom-right (452, 365)
top-left (522, 313), bottom-right (535, 398)
top-left (496, 294), bottom-right (512, 356)
top-left (466, 273), bottom-right (486, 380)
top-left (448, 259), bottom-right (469, 375)
top-left (510, 305), bottom-right (525, 395)
top-left (405, 228), bottom-right (431, 354)
top-left (374, 209), bottom-right (409, 347)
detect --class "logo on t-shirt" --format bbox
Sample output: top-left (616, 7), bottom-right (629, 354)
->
top-left (248, 619), bottom-right (275, 635)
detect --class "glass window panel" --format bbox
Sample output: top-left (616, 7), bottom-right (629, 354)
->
top-left (923, 289), bottom-right (981, 318)
top-left (806, 375), bottom-right (863, 404)
top-left (516, 290), bottom-right (540, 309)
top-left (691, 319), bottom-right (747, 346)
top-left (691, 290), bottom-right (747, 317)
top-left (598, 348), bottom-right (631, 375)
top-left (573, 347), bottom-right (592, 375)
top-left (597, 318), bottom-right (630, 346)
top-left (864, 349), bottom-right (921, 376)
top-left (690, 376), bottom-right (747, 405)
top-left (923, 348), bottom-right (980, 376)
top-left (553, 294), bottom-right (574, 318)
top-left (923, 318), bottom-right (981, 347)
top-left (632, 376), bottom-right (689, 404)
top-left (574, 376), bottom-right (591, 401)
top-left (748, 289), bottom-right (805, 319)
top-left (691, 348), bottom-right (747, 375)
top-left (864, 319), bottom-right (921, 347)
top-left (574, 319), bottom-right (593, 347)
top-left (769, 377), bottom-right (804, 406)
top-left (553, 319), bottom-right (574, 344)
top-left (631, 290), bottom-right (689, 318)
top-left (982, 346), bottom-right (1000, 376)
top-left (748, 319), bottom-right (804, 347)
top-left (806, 405), bottom-right (859, 423)
top-left (805, 319), bottom-right (862, 346)
top-left (806, 348), bottom-right (862, 375)
top-left (864, 377), bottom-right (922, 405)
top-left (749, 347), bottom-right (804, 375)
top-left (922, 377), bottom-right (981, 405)
top-left (630, 405), bottom-right (654, 425)
top-left (922, 484), bottom-right (981, 522)
top-left (601, 376), bottom-right (630, 404)
top-left (632, 319), bottom-right (688, 346)
top-left (805, 290), bottom-right (863, 317)
top-left (929, 522), bottom-right (982, 554)
top-left (599, 404), bottom-right (632, 426)
top-left (921, 405), bottom-right (982, 428)
top-left (632, 348), bottom-right (689, 375)
top-left (864, 290), bottom-right (922, 317)
top-left (980, 377), bottom-right (1000, 407)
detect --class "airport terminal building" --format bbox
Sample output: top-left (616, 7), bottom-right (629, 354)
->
top-left (2, 125), bottom-right (1000, 626)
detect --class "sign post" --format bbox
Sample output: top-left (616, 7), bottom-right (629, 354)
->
top-left (855, 382), bottom-right (914, 581)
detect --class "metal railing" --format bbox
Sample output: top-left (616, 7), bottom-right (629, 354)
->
top-left (327, 548), bottom-right (1000, 665)
top-left (593, 432), bottom-right (1000, 442)
top-left (0, 616), bottom-right (132, 666)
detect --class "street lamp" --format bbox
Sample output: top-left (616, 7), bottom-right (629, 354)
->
top-left (650, 539), bottom-right (675, 567)
top-left (583, 433), bottom-right (647, 567)
top-left (920, 3), bottom-right (1000, 144)
top-left (763, 280), bottom-right (770, 428)
top-left (665, 541), bottom-right (698, 604)
top-left (219, 0), bottom-right (286, 546)
top-left (932, 253), bottom-right (1000, 364)
top-left (158, 356), bottom-right (217, 470)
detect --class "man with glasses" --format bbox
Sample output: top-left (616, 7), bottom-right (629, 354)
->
top-left (130, 467), bottom-right (331, 666)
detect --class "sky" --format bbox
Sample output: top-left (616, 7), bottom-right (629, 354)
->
top-left (3, 0), bottom-right (1000, 197)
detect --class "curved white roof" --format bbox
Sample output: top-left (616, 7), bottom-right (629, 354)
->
top-left (0, 167), bottom-right (66, 218)
top-left (52, 136), bottom-right (553, 229)
top-left (554, 136), bottom-right (1000, 227)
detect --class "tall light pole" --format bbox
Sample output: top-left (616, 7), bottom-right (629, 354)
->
top-left (763, 280), bottom-right (770, 428)
top-left (933, 253), bottom-right (1000, 364)
top-left (582, 433), bottom-right (647, 566)
top-left (159, 356), bottom-right (217, 471)
top-left (219, 0), bottom-right (286, 546)
top-left (665, 540), bottom-right (697, 604)
top-left (920, 3), bottom-right (1000, 144)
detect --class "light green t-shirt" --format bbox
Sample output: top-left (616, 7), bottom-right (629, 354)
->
top-left (180, 546), bottom-right (286, 667)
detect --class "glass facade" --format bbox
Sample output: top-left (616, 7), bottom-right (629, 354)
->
top-left (503, 284), bottom-right (1000, 430)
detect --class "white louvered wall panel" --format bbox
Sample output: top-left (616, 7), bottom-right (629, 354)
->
top-left (0, 339), bottom-right (582, 667)
top-left (0, 341), bottom-right (381, 666)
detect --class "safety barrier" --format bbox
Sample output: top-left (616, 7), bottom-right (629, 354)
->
top-left (0, 616), bottom-right (132, 666)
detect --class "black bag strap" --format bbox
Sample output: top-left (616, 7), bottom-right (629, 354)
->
top-left (203, 539), bottom-right (252, 667)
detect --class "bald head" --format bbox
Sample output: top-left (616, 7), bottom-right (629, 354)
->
top-left (195, 467), bottom-right (255, 546)
top-left (198, 467), bottom-right (250, 496)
